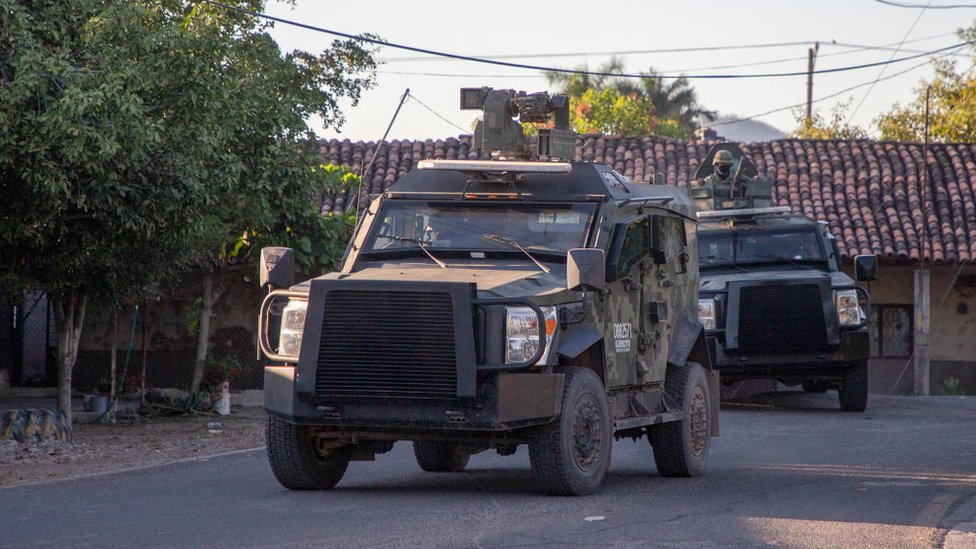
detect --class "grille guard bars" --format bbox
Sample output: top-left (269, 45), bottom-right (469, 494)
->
top-left (843, 286), bottom-right (871, 330)
top-left (257, 290), bottom-right (308, 364)
top-left (472, 298), bottom-right (548, 372)
top-left (258, 291), bottom-right (548, 371)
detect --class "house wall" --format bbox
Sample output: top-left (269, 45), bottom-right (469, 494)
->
top-left (74, 271), bottom-right (265, 392)
top-left (843, 261), bottom-right (976, 395)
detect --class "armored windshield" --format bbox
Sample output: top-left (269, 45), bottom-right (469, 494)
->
top-left (698, 227), bottom-right (826, 269)
top-left (363, 201), bottom-right (596, 255)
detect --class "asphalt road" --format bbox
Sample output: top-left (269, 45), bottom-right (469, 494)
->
top-left (1, 394), bottom-right (974, 549)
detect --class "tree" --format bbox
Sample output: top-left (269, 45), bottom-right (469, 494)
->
top-left (188, 163), bottom-right (360, 394)
top-left (546, 58), bottom-right (715, 138)
top-left (178, 5), bottom-right (375, 394)
top-left (874, 23), bottom-right (976, 142)
top-left (0, 0), bottom-right (375, 419)
top-left (876, 58), bottom-right (976, 142)
top-left (791, 99), bottom-right (869, 140)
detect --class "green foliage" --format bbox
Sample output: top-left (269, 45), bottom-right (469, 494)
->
top-left (873, 23), bottom-right (976, 142)
top-left (791, 99), bottom-right (869, 140)
top-left (876, 58), bottom-right (976, 142)
top-left (571, 88), bottom-right (652, 136)
top-left (146, 392), bottom-right (214, 416)
top-left (941, 376), bottom-right (962, 396)
top-left (0, 0), bottom-right (376, 299)
top-left (546, 58), bottom-right (714, 138)
top-left (185, 298), bottom-right (204, 336)
top-left (228, 163), bottom-right (360, 275)
top-left (204, 353), bottom-right (242, 388)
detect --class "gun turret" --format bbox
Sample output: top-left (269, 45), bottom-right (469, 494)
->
top-left (460, 87), bottom-right (576, 161)
top-left (690, 144), bottom-right (772, 211)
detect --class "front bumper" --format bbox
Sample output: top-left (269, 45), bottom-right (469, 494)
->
top-left (265, 366), bottom-right (564, 431)
top-left (706, 330), bottom-right (869, 381)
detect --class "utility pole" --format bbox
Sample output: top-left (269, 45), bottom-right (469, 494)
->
top-left (914, 86), bottom-right (931, 396)
top-left (805, 42), bottom-right (820, 126)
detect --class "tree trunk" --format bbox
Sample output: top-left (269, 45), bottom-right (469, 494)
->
top-left (109, 307), bottom-right (118, 422)
top-left (53, 292), bottom-right (89, 426)
top-left (141, 302), bottom-right (147, 407)
top-left (190, 272), bottom-right (225, 394)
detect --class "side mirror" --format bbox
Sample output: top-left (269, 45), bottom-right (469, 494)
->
top-left (567, 248), bottom-right (606, 292)
top-left (260, 247), bottom-right (295, 290)
top-left (854, 254), bottom-right (878, 282)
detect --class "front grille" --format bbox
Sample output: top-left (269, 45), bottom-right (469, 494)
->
top-left (315, 290), bottom-right (458, 401)
top-left (735, 283), bottom-right (829, 352)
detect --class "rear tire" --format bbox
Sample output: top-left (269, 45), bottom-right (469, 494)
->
top-left (529, 367), bottom-right (611, 496)
top-left (413, 441), bottom-right (470, 472)
top-left (838, 360), bottom-right (868, 412)
top-left (266, 415), bottom-right (350, 490)
top-left (650, 362), bottom-right (712, 477)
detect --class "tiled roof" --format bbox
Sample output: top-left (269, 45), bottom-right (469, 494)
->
top-left (318, 135), bottom-right (976, 264)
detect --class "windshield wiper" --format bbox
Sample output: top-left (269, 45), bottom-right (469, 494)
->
top-left (375, 235), bottom-right (448, 269)
top-left (745, 254), bottom-right (824, 271)
top-left (699, 256), bottom-right (749, 273)
top-left (482, 234), bottom-right (551, 274)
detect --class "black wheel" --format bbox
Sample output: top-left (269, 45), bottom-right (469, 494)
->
top-left (413, 441), bottom-right (470, 472)
top-left (650, 362), bottom-right (712, 477)
top-left (802, 381), bottom-right (828, 393)
top-left (266, 415), bottom-right (350, 490)
top-left (529, 367), bottom-right (611, 496)
top-left (838, 360), bottom-right (868, 412)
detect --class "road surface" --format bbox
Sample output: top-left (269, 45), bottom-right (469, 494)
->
top-left (1, 394), bottom-right (974, 548)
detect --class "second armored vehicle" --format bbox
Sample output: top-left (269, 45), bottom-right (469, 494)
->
top-left (256, 88), bottom-right (717, 495)
top-left (691, 145), bottom-right (877, 412)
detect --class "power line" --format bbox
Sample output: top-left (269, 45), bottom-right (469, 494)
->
top-left (377, 33), bottom-right (966, 79)
top-left (202, 1), bottom-right (971, 80)
top-left (378, 32), bottom-right (959, 64)
top-left (378, 70), bottom-right (547, 79)
top-left (710, 43), bottom-right (967, 128)
top-left (849, 0), bottom-right (932, 120)
top-left (873, 0), bottom-right (976, 8)
top-left (406, 92), bottom-right (470, 134)
top-left (380, 41), bottom-right (825, 63)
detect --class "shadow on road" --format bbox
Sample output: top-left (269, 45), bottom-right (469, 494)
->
top-left (721, 390), bottom-right (846, 413)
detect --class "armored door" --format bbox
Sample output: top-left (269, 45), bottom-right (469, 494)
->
top-left (603, 217), bottom-right (649, 388)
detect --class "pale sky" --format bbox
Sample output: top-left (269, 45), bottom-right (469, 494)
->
top-left (265, 0), bottom-right (975, 142)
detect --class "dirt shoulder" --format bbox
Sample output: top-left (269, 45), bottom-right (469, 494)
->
top-left (0, 406), bottom-right (266, 488)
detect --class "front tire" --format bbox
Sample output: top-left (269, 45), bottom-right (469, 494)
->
top-left (650, 362), bottom-right (712, 477)
top-left (413, 441), bottom-right (470, 472)
top-left (266, 415), bottom-right (350, 490)
top-left (529, 367), bottom-right (611, 496)
top-left (838, 360), bottom-right (869, 412)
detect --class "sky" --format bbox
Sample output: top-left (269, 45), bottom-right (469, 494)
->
top-left (264, 0), bottom-right (976, 142)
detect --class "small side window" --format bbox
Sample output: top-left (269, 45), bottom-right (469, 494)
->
top-left (618, 218), bottom-right (649, 275)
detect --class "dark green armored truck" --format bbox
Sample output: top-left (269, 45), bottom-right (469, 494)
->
top-left (256, 89), bottom-right (717, 496)
top-left (691, 144), bottom-right (878, 412)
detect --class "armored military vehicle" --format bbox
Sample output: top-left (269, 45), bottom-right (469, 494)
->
top-left (691, 144), bottom-right (877, 412)
top-left (256, 88), bottom-right (716, 496)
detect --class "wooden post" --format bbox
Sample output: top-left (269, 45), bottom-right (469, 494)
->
top-left (805, 42), bottom-right (819, 125)
top-left (913, 269), bottom-right (930, 395)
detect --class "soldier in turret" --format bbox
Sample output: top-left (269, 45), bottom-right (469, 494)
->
top-left (702, 150), bottom-right (738, 208)
top-left (691, 146), bottom-right (772, 211)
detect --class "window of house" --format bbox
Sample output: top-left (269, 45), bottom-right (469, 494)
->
top-left (869, 305), bottom-right (913, 358)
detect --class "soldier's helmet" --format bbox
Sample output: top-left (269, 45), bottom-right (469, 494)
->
top-left (713, 149), bottom-right (735, 166)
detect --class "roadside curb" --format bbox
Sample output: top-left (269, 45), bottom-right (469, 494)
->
top-left (944, 522), bottom-right (976, 549)
top-left (942, 493), bottom-right (976, 549)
